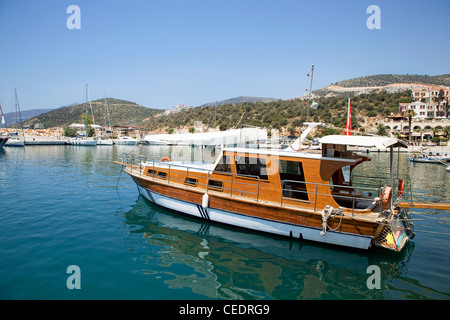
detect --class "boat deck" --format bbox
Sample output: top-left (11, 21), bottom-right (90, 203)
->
top-left (118, 161), bottom-right (384, 224)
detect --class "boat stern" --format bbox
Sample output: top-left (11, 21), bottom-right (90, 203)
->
top-left (375, 208), bottom-right (414, 252)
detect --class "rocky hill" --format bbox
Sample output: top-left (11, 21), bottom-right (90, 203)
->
top-left (23, 98), bottom-right (163, 129)
top-left (200, 96), bottom-right (279, 107)
top-left (310, 74), bottom-right (450, 98)
top-left (332, 74), bottom-right (450, 88)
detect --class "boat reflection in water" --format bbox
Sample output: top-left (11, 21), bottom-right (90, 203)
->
top-left (121, 197), bottom-right (426, 300)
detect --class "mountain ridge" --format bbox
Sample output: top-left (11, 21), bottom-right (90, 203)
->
top-left (331, 74), bottom-right (450, 88)
top-left (199, 96), bottom-right (279, 107)
top-left (21, 98), bottom-right (162, 129)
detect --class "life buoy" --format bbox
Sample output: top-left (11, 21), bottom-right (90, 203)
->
top-left (397, 179), bottom-right (405, 197)
top-left (382, 186), bottom-right (392, 209)
top-left (161, 156), bottom-right (171, 162)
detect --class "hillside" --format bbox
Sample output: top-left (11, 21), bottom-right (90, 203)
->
top-left (308, 74), bottom-right (450, 99)
top-left (2, 108), bottom-right (54, 127)
top-left (200, 96), bottom-right (279, 107)
top-left (143, 90), bottom-right (413, 134)
top-left (332, 74), bottom-right (450, 88)
top-left (23, 98), bottom-right (163, 129)
top-left (18, 74), bottom-right (449, 134)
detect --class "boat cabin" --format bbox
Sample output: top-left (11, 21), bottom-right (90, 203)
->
top-left (209, 144), bottom-right (376, 214)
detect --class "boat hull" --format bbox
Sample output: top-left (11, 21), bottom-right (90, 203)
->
top-left (5, 139), bottom-right (25, 147)
top-left (0, 137), bottom-right (8, 148)
top-left (409, 157), bottom-right (450, 163)
top-left (134, 182), bottom-right (374, 250)
top-left (96, 139), bottom-right (114, 145)
top-left (68, 139), bottom-right (97, 146)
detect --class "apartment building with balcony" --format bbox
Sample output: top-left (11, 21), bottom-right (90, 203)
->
top-left (399, 85), bottom-right (449, 120)
top-left (411, 85), bottom-right (449, 103)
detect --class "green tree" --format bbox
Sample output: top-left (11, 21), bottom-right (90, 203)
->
top-left (377, 123), bottom-right (388, 136)
top-left (63, 127), bottom-right (77, 137)
top-left (81, 113), bottom-right (94, 137)
top-left (444, 126), bottom-right (450, 140)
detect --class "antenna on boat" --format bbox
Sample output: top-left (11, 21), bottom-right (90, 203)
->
top-left (306, 64), bottom-right (314, 122)
top-left (234, 108), bottom-right (246, 129)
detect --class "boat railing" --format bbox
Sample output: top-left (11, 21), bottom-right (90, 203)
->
top-left (281, 179), bottom-right (383, 215)
top-left (123, 156), bottom-right (262, 201)
top-left (351, 174), bottom-right (400, 189)
top-left (121, 155), bottom-right (387, 214)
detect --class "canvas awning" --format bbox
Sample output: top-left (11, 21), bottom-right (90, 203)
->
top-left (319, 135), bottom-right (408, 149)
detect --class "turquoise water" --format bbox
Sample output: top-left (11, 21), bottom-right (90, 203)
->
top-left (0, 145), bottom-right (449, 300)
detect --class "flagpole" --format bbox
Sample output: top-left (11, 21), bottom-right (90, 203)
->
top-left (346, 98), bottom-right (352, 136)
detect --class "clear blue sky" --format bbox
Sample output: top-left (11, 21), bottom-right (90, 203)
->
top-left (0, 0), bottom-right (449, 111)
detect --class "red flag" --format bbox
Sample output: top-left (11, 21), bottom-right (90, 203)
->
top-left (346, 98), bottom-right (351, 136)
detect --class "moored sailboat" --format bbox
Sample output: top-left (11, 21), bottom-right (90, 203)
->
top-left (68, 84), bottom-right (97, 146)
top-left (4, 89), bottom-right (25, 147)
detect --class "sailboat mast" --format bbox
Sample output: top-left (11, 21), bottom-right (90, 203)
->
top-left (0, 103), bottom-right (8, 132)
top-left (15, 89), bottom-right (25, 140)
top-left (86, 84), bottom-right (95, 128)
top-left (104, 94), bottom-right (107, 130)
top-left (105, 92), bottom-right (111, 133)
top-left (85, 84), bottom-right (89, 137)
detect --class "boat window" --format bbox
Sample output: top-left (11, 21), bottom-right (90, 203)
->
top-left (208, 179), bottom-right (223, 190)
top-left (214, 155), bottom-right (231, 173)
top-left (279, 160), bottom-right (308, 201)
top-left (331, 165), bottom-right (351, 186)
top-left (234, 156), bottom-right (268, 180)
top-left (342, 165), bottom-right (351, 183)
top-left (184, 177), bottom-right (197, 186)
top-left (157, 171), bottom-right (167, 179)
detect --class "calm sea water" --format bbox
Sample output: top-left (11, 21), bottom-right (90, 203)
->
top-left (1, 144), bottom-right (449, 300)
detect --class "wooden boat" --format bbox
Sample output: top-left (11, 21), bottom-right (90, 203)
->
top-left (115, 135), bottom-right (416, 252)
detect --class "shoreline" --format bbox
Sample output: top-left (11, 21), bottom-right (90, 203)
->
top-left (2, 129), bottom-right (449, 154)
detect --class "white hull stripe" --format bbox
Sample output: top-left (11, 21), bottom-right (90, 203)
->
top-left (136, 184), bottom-right (373, 250)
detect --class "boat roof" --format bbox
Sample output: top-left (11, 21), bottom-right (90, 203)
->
top-left (319, 135), bottom-right (408, 149)
top-left (222, 147), bottom-right (360, 163)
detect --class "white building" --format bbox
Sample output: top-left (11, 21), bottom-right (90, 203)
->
top-left (399, 101), bottom-right (447, 119)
